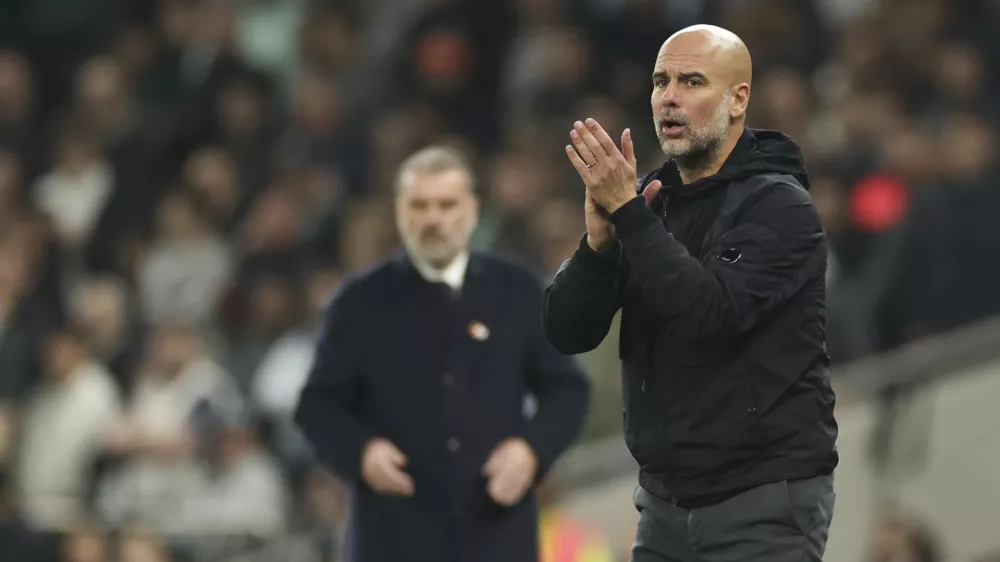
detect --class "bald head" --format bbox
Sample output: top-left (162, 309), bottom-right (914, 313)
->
top-left (661, 25), bottom-right (752, 88)
top-left (650, 25), bottom-right (752, 180)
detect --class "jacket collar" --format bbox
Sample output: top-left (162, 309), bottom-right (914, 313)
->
top-left (392, 248), bottom-right (485, 288)
top-left (653, 127), bottom-right (757, 201)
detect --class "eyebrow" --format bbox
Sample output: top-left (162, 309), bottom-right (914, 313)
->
top-left (679, 72), bottom-right (708, 83)
top-left (652, 71), bottom-right (709, 83)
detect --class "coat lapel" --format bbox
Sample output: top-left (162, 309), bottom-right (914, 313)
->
top-left (453, 254), bottom-right (502, 390)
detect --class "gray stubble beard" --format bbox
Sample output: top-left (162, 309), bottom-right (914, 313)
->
top-left (656, 93), bottom-right (733, 173)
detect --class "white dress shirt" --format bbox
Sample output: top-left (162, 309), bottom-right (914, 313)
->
top-left (410, 252), bottom-right (469, 292)
top-left (18, 361), bottom-right (122, 530)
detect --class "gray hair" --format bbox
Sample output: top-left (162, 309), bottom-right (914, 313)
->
top-left (394, 145), bottom-right (476, 195)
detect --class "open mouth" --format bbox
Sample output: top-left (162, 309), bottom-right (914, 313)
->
top-left (660, 119), bottom-right (686, 136)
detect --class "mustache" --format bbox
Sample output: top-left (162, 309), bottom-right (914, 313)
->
top-left (659, 113), bottom-right (689, 125)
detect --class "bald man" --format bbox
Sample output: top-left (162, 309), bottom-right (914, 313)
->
top-left (543, 25), bottom-right (838, 562)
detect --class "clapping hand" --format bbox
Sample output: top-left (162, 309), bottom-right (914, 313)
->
top-left (565, 118), bottom-right (663, 214)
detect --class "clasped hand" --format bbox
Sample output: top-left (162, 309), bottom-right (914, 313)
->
top-left (361, 436), bottom-right (537, 507)
top-left (565, 118), bottom-right (661, 214)
top-left (483, 437), bottom-right (537, 506)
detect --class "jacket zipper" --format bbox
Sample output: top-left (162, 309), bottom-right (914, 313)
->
top-left (644, 195), bottom-right (670, 394)
top-left (651, 193), bottom-right (679, 501)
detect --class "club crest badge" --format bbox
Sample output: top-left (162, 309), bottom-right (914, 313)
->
top-left (468, 321), bottom-right (490, 342)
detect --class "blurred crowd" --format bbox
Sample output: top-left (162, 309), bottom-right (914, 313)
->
top-left (0, 0), bottom-right (997, 560)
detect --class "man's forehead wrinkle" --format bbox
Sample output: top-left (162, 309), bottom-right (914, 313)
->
top-left (654, 52), bottom-right (721, 80)
top-left (656, 25), bottom-right (752, 86)
top-left (656, 53), bottom-right (710, 66)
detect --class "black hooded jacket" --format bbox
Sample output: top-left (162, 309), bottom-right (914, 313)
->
top-left (543, 128), bottom-right (839, 507)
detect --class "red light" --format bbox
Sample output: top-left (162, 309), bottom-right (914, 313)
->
top-left (850, 174), bottom-right (910, 233)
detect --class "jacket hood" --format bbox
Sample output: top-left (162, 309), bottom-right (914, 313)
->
top-left (733, 128), bottom-right (810, 189)
top-left (644, 128), bottom-right (810, 198)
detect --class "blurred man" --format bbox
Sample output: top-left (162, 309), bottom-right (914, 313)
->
top-left (544, 25), bottom-right (838, 561)
top-left (100, 324), bottom-right (243, 532)
top-left (17, 327), bottom-right (122, 532)
top-left (295, 145), bottom-right (589, 562)
top-left (69, 275), bottom-right (143, 391)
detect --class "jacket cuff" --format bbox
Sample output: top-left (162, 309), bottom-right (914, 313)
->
top-left (326, 427), bottom-right (377, 485)
top-left (521, 432), bottom-right (557, 483)
top-left (610, 196), bottom-right (659, 238)
top-left (574, 233), bottom-right (620, 272)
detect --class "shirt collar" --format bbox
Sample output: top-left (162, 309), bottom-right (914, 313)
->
top-left (410, 251), bottom-right (469, 291)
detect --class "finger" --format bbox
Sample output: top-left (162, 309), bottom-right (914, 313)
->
top-left (496, 445), bottom-right (513, 468)
top-left (485, 451), bottom-right (510, 495)
top-left (570, 125), bottom-right (597, 166)
top-left (585, 118), bottom-right (622, 159)
top-left (642, 180), bottom-right (663, 206)
top-left (482, 448), bottom-right (503, 476)
top-left (565, 144), bottom-right (591, 178)
top-left (622, 128), bottom-right (637, 169)
top-left (487, 477), bottom-right (505, 505)
top-left (492, 470), bottom-right (528, 506)
top-left (575, 120), bottom-right (608, 160)
top-left (385, 467), bottom-right (415, 495)
top-left (497, 452), bottom-right (519, 493)
top-left (488, 471), bottom-right (514, 505)
top-left (502, 474), bottom-right (529, 506)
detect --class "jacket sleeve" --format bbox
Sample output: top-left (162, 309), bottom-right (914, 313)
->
top-left (294, 280), bottom-right (375, 485)
top-left (542, 235), bottom-right (624, 355)
top-left (609, 181), bottom-right (826, 340)
top-left (522, 275), bottom-right (591, 480)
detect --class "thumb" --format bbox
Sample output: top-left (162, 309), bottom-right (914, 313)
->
top-left (642, 180), bottom-right (663, 206)
top-left (622, 128), bottom-right (637, 169)
top-left (483, 446), bottom-right (505, 476)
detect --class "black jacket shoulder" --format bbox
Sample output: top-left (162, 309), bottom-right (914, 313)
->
top-left (331, 251), bottom-right (546, 306)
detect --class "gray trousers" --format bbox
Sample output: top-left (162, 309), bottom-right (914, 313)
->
top-left (630, 475), bottom-right (835, 562)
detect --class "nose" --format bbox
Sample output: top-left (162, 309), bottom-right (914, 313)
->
top-left (415, 209), bottom-right (445, 233)
top-left (659, 84), bottom-right (679, 108)
top-left (422, 206), bottom-right (445, 225)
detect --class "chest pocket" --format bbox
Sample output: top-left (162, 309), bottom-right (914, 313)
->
top-left (641, 177), bottom-right (786, 366)
top-left (665, 200), bottom-right (720, 259)
top-left (699, 174), bottom-right (790, 257)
